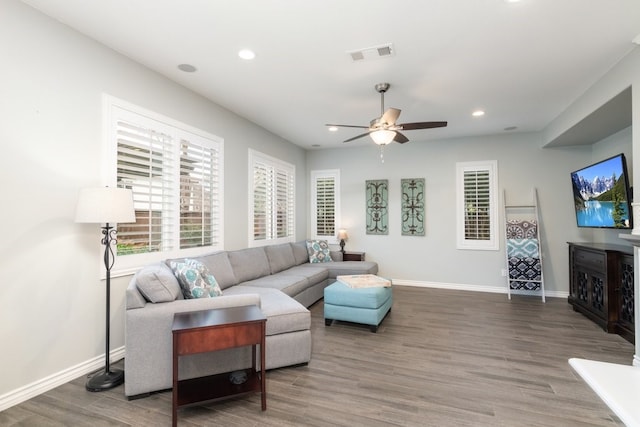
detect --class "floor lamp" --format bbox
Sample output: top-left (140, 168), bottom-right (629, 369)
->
top-left (75, 187), bottom-right (136, 392)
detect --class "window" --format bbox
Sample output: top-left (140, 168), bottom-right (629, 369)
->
top-left (105, 96), bottom-right (223, 270)
top-left (456, 160), bottom-right (498, 250)
top-left (310, 169), bottom-right (340, 242)
top-left (249, 149), bottom-right (295, 246)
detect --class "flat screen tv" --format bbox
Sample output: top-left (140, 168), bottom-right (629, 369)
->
top-left (570, 153), bottom-right (632, 229)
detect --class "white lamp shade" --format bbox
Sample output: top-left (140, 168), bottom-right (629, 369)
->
top-left (75, 187), bottom-right (136, 224)
top-left (370, 129), bottom-right (396, 145)
top-left (338, 229), bottom-right (348, 240)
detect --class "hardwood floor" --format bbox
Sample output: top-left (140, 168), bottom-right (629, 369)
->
top-left (1, 286), bottom-right (634, 426)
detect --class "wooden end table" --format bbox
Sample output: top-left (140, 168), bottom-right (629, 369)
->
top-left (172, 305), bottom-right (267, 426)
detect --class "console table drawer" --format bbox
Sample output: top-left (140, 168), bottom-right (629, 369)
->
top-left (573, 249), bottom-right (605, 270)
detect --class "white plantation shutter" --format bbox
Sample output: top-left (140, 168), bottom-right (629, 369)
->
top-left (116, 116), bottom-right (175, 254)
top-left (107, 98), bottom-right (223, 265)
top-left (275, 168), bottom-right (294, 238)
top-left (179, 138), bottom-right (221, 249)
top-left (464, 169), bottom-right (490, 240)
top-left (315, 177), bottom-right (335, 236)
top-left (311, 170), bottom-right (340, 241)
top-left (456, 161), bottom-right (498, 250)
top-left (249, 150), bottom-right (295, 246)
top-left (252, 160), bottom-right (271, 241)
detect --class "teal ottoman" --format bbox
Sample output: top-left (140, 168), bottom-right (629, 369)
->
top-left (324, 281), bottom-right (393, 332)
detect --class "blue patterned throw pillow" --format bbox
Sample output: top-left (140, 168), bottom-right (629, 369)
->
top-left (168, 258), bottom-right (223, 299)
top-left (306, 240), bottom-right (332, 263)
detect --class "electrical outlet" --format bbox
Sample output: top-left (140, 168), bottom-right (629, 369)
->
top-left (501, 268), bottom-right (507, 277)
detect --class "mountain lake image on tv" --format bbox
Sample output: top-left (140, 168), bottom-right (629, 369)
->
top-left (571, 153), bottom-right (632, 229)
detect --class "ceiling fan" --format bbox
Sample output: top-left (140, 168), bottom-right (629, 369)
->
top-left (326, 83), bottom-right (447, 145)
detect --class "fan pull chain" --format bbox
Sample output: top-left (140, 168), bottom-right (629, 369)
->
top-left (379, 145), bottom-right (384, 163)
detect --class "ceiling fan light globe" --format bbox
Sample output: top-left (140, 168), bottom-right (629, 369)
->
top-left (370, 129), bottom-right (396, 145)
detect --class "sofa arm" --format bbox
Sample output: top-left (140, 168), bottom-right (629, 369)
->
top-left (124, 293), bottom-right (260, 397)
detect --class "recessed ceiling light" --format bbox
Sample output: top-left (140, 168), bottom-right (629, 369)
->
top-left (472, 110), bottom-right (485, 117)
top-left (311, 144), bottom-right (321, 148)
top-left (177, 63), bottom-right (197, 72)
top-left (504, 126), bottom-right (518, 131)
top-left (328, 126), bottom-right (338, 132)
top-left (238, 49), bottom-right (256, 60)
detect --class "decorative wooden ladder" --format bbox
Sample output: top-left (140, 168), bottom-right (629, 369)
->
top-left (502, 188), bottom-right (545, 302)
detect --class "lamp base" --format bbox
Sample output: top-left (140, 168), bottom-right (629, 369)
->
top-left (86, 368), bottom-right (124, 392)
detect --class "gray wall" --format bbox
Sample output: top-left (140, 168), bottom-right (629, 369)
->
top-left (307, 129), bottom-right (631, 293)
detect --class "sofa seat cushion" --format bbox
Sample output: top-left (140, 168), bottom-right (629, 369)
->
top-left (223, 286), bottom-right (310, 336)
top-left (239, 274), bottom-right (310, 298)
top-left (324, 261), bottom-right (378, 278)
top-left (280, 264), bottom-right (329, 284)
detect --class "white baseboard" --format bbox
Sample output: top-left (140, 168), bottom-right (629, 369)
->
top-left (0, 347), bottom-right (125, 412)
top-left (392, 279), bottom-right (569, 299)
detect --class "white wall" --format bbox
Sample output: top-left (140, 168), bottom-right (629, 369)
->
top-left (0, 0), bottom-right (306, 402)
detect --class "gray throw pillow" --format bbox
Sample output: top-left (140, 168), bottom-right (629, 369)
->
top-left (135, 263), bottom-right (182, 303)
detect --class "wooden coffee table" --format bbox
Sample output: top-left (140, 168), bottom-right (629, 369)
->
top-left (172, 305), bottom-right (267, 426)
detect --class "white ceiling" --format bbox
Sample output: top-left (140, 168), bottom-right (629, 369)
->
top-left (21, 0), bottom-right (640, 149)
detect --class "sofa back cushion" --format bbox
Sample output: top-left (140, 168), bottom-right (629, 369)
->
top-left (198, 251), bottom-right (238, 290)
top-left (228, 247), bottom-right (271, 283)
top-left (265, 243), bottom-right (296, 274)
top-left (291, 241), bottom-right (310, 265)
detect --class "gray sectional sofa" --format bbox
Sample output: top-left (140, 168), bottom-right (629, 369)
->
top-left (124, 240), bottom-right (378, 398)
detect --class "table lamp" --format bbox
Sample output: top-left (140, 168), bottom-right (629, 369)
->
top-left (338, 229), bottom-right (348, 254)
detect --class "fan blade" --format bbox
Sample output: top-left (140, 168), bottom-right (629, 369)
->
top-left (343, 132), bottom-right (371, 143)
top-left (325, 123), bottom-right (369, 129)
top-left (380, 108), bottom-right (401, 125)
top-left (393, 132), bottom-right (409, 144)
top-left (399, 121), bottom-right (448, 130)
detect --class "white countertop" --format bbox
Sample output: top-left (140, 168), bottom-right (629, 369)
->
top-left (569, 358), bottom-right (640, 427)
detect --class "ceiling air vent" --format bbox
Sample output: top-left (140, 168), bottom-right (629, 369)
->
top-left (348, 43), bottom-right (395, 62)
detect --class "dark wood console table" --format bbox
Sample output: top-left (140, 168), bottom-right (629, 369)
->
top-left (343, 251), bottom-right (365, 261)
top-left (567, 242), bottom-right (634, 343)
top-left (172, 305), bottom-right (267, 426)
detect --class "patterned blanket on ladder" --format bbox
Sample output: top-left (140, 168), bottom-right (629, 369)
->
top-left (506, 220), bottom-right (541, 291)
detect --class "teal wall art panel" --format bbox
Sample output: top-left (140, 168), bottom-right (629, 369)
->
top-left (401, 178), bottom-right (425, 236)
top-left (365, 179), bottom-right (388, 235)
